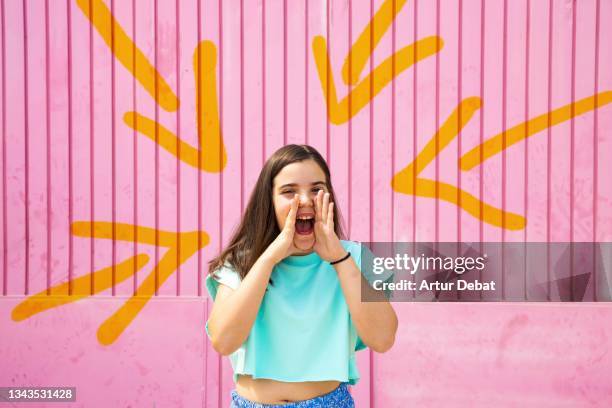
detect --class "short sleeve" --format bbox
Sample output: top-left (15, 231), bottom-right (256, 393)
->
top-left (205, 265), bottom-right (241, 339)
top-left (355, 335), bottom-right (367, 351)
top-left (354, 242), bottom-right (395, 299)
top-left (205, 264), bottom-right (241, 301)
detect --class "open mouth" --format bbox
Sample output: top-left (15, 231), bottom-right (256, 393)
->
top-left (295, 215), bottom-right (315, 235)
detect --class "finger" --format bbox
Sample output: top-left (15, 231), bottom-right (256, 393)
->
top-left (315, 190), bottom-right (323, 222)
top-left (327, 202), bottom-right (335, 229)
top-left (284, 195), bottom-right (298, 231)
top-left (322, 193), bottom-right (330, 223)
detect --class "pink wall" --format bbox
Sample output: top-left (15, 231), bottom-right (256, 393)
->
top-left (2, 0), bottom-right (612, 406)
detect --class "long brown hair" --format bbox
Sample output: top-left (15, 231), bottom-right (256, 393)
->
top-left (208, 144), bottom-right (346, 279)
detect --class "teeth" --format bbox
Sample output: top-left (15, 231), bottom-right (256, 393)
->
top-left (297, 215), bottom-right (314, 220)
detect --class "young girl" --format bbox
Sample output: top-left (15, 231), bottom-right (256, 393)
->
top-left (205, 144), bottom-right (397, 407)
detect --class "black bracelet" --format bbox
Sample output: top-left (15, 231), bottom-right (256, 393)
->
top-left (330, 251), bottom-right (351, 265)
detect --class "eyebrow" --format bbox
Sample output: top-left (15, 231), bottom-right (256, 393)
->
top-left (278, 181), bottom-right (327, 189)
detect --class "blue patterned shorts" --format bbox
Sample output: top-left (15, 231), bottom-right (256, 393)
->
top-left (230, 382), bottom-right (355, 408)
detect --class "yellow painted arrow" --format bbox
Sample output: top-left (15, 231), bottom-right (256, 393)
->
top-left (312, 0), bottom-right (442, 124)
top-left (75, 0), bottom-right (179, 112)
top-left (12, 222), bottom-right (209, 345)
top-left (124, 41), bottom-right (227, 173)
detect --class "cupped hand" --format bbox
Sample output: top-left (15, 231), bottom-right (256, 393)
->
top-left (313, 190), bottom-right (347, 263)
top-left (263, 194), bottom-right (300, 264)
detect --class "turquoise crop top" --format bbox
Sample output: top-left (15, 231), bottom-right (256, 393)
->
top-left (205, 240), bottom-right (377, 385)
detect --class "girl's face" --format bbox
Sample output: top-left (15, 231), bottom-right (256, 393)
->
top-left (272, 159), bottom-right (329, 254)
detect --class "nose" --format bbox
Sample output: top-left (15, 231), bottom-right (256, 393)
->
top-left (298, 192), bottom-right (313, 206)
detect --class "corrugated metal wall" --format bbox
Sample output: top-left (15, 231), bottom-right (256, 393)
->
top-left (2, 0), bottom-right (612, 406)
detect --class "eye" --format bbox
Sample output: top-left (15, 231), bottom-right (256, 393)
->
top-left (281, 190), bottom-right (294, 195)
top-left (312, 187), bottom-right (324, 193)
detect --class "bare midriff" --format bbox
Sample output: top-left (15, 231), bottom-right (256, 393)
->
top-left (235, 375), bottom-right (341, 405)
